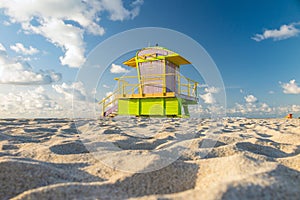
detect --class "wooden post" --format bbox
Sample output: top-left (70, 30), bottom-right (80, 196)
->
top-left (188, 79), bottom-right (190, 96)
top-left (194, 82), bottom-right (198, 97)
top-left (135, 54), bottom-right (142, 95)
top-left (102, 99), bottom-right (105, 117)
top-left (163, 59), bottom-right (166, 95)
top-left (122, 83), bottom-right (125, 97)
top-left (177, 72), bottom-right (181, 94)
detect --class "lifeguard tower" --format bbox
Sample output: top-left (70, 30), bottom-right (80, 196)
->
top-left (99, 46), bottom-right (199, 117)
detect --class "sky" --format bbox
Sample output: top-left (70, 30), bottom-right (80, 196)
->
top-left (0, 0), bottom-right (300, 118)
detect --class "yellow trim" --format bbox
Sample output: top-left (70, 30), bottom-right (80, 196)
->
top-left (117, 92), bottom-right (176, 99)
top-left (114, 73), bottom-right (198, 98)
top-left (123, 57), bottom-right (136, 67)
top-left (135, 52), bottom-right (143, 95)
top-left (163, 59), bottom-right (166, 93)
top-left (123, 54), bottom-right (191, 67)
top-left (166, 55), bottom-right (190, 66)
top-left (98, 89), bottom-right (120, 116)
top-left (123, 46), bottom-right (191, 67)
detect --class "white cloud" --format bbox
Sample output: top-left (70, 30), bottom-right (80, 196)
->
top-left (102, 0), bottom-right (144, 21)
top-left (189, 104), bottom-right (226, 118)
top-left (228, 102), bottom-right (273, 116)
top-left (101, 91), bottom-right (116, 109)
top-left (130, 0), bottom-right (144, 19)
top-left (19, 17), bottom-right (87, 68)
top-left (0, 84), bottom-right (100, 118)
top-left (225, 88), bottom-right (299, 117)
top-left (244, 95), bottom-right (258, 103)
top-left (204, 86), bottom-right (219, 94)
top-left (269, 90), bottom-right (275, 94)
top-left (0, 86), bottom-right (61, 115)
top-left (277, 105), bottom-right (300, 114)
top-left (2, 20), bottom-right (11, 26)
top-left (228, 92), bottom-right (299, 117)
top-left (199, 86), bottom-right (220, 104)
top-left (280, 79), bottom-right (300, 94)
top-left (252, 23), bottom-right (300, 42)
top-left (200, 93), bottom-right (216, 104)
top-left (110, 63), bottom-right (129, 74)
top-left (52, 81), bottom-right (87, 101)
top-left (0, 43), bottom-right (6, 51)
top-left (0, 46), bottom-right (61, 85)
top-left (10, 43), bottom-right (39, 55)
top-left (106, 91), bottom-right (113, 97)
top-left (0, 0), bottom-right (144, 68)
top-left (228, 102), bottom-right (300, 117)
top-left (103, 84), bottom-right (110, 89)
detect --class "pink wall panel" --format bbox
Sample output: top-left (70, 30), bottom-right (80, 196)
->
top-left (139, 60), bottom-right (163, 94)
top-left (136, 48), bottom-right (180, 94)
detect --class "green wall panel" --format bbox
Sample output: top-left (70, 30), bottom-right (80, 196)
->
top-left (118, 99), bottom-right (139, 115)
top-left (140, 98), bottom-right (163, 115)
top-left (165, 98), bottom-right (179, 115)
top-left (118, 97), bottom-right (188, 117)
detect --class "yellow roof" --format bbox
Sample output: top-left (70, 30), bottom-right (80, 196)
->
top-left (123, 54), bottom-right (191, 68)
top-left (123, 57), bottom-right (136, 67)
top-left (166, 54), bottom-right (191, 66)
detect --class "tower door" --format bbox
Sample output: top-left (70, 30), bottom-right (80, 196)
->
top-left (139, 60), bottom-right (164, 94)
top-left (165, 60), bottom-right (178, 93)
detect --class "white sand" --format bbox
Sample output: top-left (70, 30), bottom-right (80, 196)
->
top-left (0, 118), bottom-right (299, 199)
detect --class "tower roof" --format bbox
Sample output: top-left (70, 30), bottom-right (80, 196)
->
top-left (123, 46), bottom-right (191, 67)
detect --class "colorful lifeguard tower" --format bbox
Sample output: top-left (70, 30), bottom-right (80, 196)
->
top-left (99, 46), bottom-right (199, 117)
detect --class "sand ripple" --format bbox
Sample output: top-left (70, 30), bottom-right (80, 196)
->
top-left (0, 118), bottom-right (299, 199)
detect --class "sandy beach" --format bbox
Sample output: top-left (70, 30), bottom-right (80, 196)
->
top-left (0, 118), bottom-right (299, 200)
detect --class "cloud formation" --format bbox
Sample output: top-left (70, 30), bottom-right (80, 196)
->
top-left (280, 79), bottom-right (300, 94)
top-left (10, 43), bottom-right (39, 55)
top-left (227, 102), bottom-right (300, 117)
top-left (0, 83), bottom-right (99, 118)
top-left (0, 43), bottom-right (61, 85)
top-left (0, 86), bottom-right (61, 116)
top-left (200, 93), bottom-right (215, 104)
top-left (110, 63), bottom-right (129, 74)
top-left (199, 86), bottom-right (221, 104)
top-left (0, 43), bottom-right (6, 51)
top-left (0, 0), bottom-right (144, 68)
top-left (204, 86), bottom-right (219, 94)
top-left (103, 84), bottom-right (110, 89)
top-left (244, 95), bottom-right (258, 103)
top-left (228, 102), bottom-right (272, 116)
top-left (102, 0), bottom-right (144, 21)
top-left (52, 82), bottom-right (87, 101)
top-left (252, 23), bottom-right (300, 41)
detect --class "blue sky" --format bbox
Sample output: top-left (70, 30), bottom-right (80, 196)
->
top-left (0, 0), bottom-right (299, 118)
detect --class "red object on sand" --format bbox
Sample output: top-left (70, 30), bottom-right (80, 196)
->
top-left (287, 114), bottom-right (293, 119)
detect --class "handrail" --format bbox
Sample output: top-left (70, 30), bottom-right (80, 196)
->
top-left (99, 73), bottom-right (199, 116)
top-left (102, 75), bottom-right (198, 98)
top-left (98, 88), bottom-right (121, 116)
top-left (115, 73), bottom-right (198, 98)
top-left (98, 88), bottom-right (120, 104)
top-left (117, 73), bottom-right (198, 84)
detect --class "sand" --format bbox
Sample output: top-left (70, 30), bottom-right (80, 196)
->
top-left (0, 117), bottom-right (299, 199)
